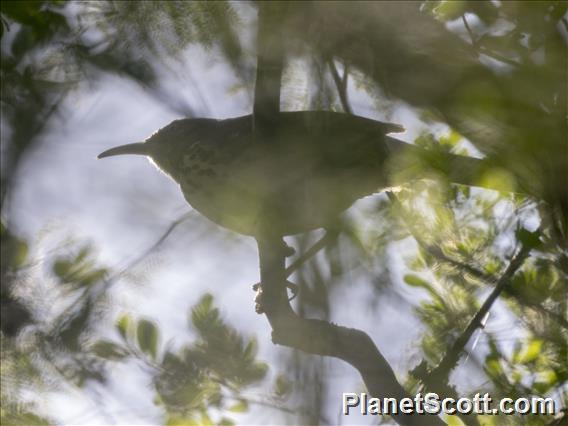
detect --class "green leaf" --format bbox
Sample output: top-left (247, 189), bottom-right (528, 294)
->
top-left (433, 1), bottom-right (468, 22)
top-left (166, 415), bottom-right (199, 426)
top-left (478, 168), bottom-right (516, 193)
top-left (404, 274), bottom-right (431, 288)
top-left (228, 400), bottom-right (248, 413)
top-left (274, 374), bottom-right (292, 397)
top-left (485, 359), bottom-right (502, 377)
top-left (12, 239), bottom-right (29, 268)
top-left (199, 411), bottom-right (214, 426)
top-left (116, 314), bottom-right (131, 340)
top-left (519, 339), bottom-right (543, 364)
top-left (53, 260), bottom-right (71, 278)
top-left (137, 319), bottom-right (159, 360)
top-left (91, 340), bottom-right (129, 360)
top-left (445, 414), bottom-right (464, 426)
top-left (516, 227), bottom-right (541, 249)
top-left (477, 414), bottom-right (497, 426)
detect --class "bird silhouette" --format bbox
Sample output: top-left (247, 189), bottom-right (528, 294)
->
top-left (99, 111), bottom-right (505, 237)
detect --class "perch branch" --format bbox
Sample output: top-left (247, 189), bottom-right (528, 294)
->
top-left (256, 235), bottom-right (444, 426)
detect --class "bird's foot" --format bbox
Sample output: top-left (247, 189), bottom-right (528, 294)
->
top-left (281, 241), bottom-right (295, 257)
top-left (286, 281), bottom-right (299, 301)
top-left (253, 283), bottom-right (264, 314)
top-left (253, 281), bottom-right (299, 314)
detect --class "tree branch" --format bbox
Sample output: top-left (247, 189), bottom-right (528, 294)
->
top-left (253, 2), bottom-right (284, 139)
top-left (328, 58), bottom-right (352, 114)
top-left (256, 235), bottom-right (444, 426)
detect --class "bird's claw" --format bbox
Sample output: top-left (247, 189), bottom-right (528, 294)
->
top-left (252, 281), bottom-right (300, 313)
top-left (282, 243), bottom-right (295, 257)
top-left (253, 284), bottom-right (264, 314)
top-left (286, 281), bottom-right (299, 301)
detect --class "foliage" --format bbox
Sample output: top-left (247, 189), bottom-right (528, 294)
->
top-left (90, 294), bottom-right (271, 425)
top-left (1, 233), bottom-right (286, 424)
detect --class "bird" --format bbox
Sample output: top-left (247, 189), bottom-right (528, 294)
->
top-left (98, 111), bottom-right (511, 239)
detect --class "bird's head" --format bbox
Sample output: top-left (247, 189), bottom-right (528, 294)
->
top-left (97, 119), bottom-right (203, 178)
top-left (97, 139), bottom-right (179, 180)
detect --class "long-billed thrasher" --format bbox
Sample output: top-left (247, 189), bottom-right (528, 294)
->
top-left (98, 111), bottom-right (504, 238)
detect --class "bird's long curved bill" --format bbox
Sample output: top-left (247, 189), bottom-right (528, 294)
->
top-left (98, 143), bottom-right (149, 159)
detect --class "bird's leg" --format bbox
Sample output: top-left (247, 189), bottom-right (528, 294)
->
top-left (252, 231), bottom-right (337, 308)
top-left (252, 236), bottom-right (298, 312)
top-left (253, 222), bottom-right (298, 315)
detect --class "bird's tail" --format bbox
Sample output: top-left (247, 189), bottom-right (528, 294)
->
top-left (385, 137), bottom-right (525, 194)
top-left (98, 142), bottom-right (149, 159)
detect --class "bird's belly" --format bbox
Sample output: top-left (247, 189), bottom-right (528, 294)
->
top-left (180, 168), bottom-right (380, 236)
top-left (181, 182), bottom-right (265, 236)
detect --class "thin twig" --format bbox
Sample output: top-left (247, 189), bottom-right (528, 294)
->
top-left (428, 244), bottom-right (531, 381)
top-left (462, 15), bottom-right (520, 68)
top-left (386, 192), bottom-right (567, 328)
top-left (328, 58), bottom-right (352, 114)
top-left (387, 189), bottom-right (533, 382)
top-left (113, 212), bottom-right (193, 278)
top-left (561, 17), bottom-right (568, 32)
top-left (461, 15), bottom-right (478, 47)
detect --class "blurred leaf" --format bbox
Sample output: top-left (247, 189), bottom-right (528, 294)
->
top-left (485, 359), bottom-right (503, 377)
top-left (116, 314), bottom-right (131, 340)
top-left (52, 247), bottom-right (107, 288)
top-left (477, 414), bottom-right (497, 426)
top-left (0, 222), bottom-right (29, 271)
top-left (137, 319), bottom-right (159, 360)
top-left (199, 411), bottom-right (214, 426)
top-left (219, 418), bottom-right (235, 426)
top-left (274, 374), bottom-right (292, 398)
top-left (469, 1), bottom-right (499, 24)
top-left (58, 301), bottom-right (92, 352)
top-left (433, 1), bottom-right (467, 22)
top-left (516, 227), bottom-right (541, 250)
top-left (0, 408), bottom-right (51, 426)
top-left (445, 414), bottom-right (464, 426)
top-left (404, 274), bottom-right (431, 288)
top-left (477, 168), bottom-right (516, 194)
top-left (166, 415), bottom-right (199, 426)
top-left (191, 293), bottom-right (221, 332)
top-left (518, 339), bottom-right (543, 364)
top-left (228, 399), bottom-right (248, 413)
top-left (403, 274), bottom-right (441, 302)
top-left (91, 340), bottom-right (129, 360)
